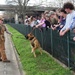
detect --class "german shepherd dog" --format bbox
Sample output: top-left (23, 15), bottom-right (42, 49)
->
top-left (25, 33), bottom-right (42, 57)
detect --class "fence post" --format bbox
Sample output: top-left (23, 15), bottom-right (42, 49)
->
top-left (67, 32), bottom-right (70, 68)
top-left (51, 29), bottom-right (53, 56)
top-left (41, 31), bottom-right (43, 48)
top-left (25, 26), bottom-right (27, 35)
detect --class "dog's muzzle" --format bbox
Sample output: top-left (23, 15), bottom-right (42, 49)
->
top-left (25, 35), bottom-right (28, 39)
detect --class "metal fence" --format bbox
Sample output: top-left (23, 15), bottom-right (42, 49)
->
top-left (8, 23), bottom-right (75, 70)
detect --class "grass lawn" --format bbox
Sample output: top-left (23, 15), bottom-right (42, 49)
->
top-left (7, 25), bottom-right (73, 75)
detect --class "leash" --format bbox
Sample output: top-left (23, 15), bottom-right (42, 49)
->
top-left (30, 26), bottom-right (36, 33)
top-left (30, 26), bottom-right (43, 33)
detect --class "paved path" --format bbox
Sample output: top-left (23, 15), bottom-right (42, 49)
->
top-left (0, 32), bottom-right (24, 75)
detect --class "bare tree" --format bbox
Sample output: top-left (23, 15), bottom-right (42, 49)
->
top-left (6, 0), bottom-right (30, 21)
top-left (3, 11), bottom-right (15, 19)
top-left (28, 0), bottom-right (50, 7)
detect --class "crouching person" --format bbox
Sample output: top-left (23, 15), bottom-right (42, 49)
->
top-left (0, 17), bottom-right (10, 62)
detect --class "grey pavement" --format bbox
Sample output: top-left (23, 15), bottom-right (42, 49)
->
top-left (0, 32), bottom-right (25, 75)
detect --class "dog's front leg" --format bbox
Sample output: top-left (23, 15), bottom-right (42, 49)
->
top-left (31, 45), bottom-right (34, 53)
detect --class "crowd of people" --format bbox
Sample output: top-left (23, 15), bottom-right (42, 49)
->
top-left (24, 2), bottom-right (75, 41)
top-left (0, 2), bottom-right (75, 63)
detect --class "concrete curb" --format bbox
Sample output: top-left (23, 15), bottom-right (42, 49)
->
top-left (9, 35), bottom-right (25, 75)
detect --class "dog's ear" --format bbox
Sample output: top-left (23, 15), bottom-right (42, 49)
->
top-left (29, 32), bottom-right (33, 35)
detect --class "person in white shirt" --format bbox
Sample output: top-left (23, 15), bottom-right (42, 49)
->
top-left (24, 15), bottom-right (29, 25)
top-left (59, 2), bottom-right (75, 36)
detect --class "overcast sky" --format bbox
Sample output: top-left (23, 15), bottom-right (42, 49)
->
top-left (0, 0), bottom-right (55, 5)
top-left (28, 0), bottom-right (55, 6)
top-left (0, 0), bottom-right (6, 4)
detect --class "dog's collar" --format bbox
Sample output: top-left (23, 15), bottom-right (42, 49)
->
top-left (29, 37), bottom-right (34, 40)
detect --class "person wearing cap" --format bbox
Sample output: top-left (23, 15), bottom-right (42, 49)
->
top-left (0, 17), bottom-right (11, 62)
top-left (59, 2), bottom-right (75, 36)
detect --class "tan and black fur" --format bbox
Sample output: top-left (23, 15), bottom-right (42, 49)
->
top-left (25, 33), bottom-right (42, 57)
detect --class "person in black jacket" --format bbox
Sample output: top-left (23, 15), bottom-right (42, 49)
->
top-left (45, 14), bottom-right (51, 30)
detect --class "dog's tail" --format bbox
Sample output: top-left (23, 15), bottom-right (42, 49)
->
top-left (39, 47), bottom-right (42, 55)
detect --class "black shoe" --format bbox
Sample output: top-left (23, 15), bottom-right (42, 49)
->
top-left (3, 60), bottom-right (10, 62)
top-left (0, 59), bottom-right (2, 61)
